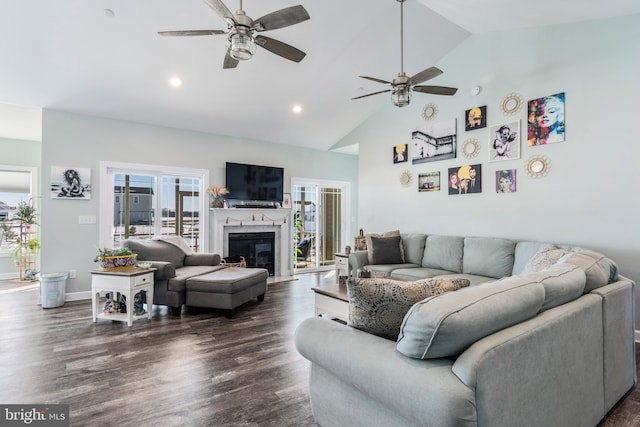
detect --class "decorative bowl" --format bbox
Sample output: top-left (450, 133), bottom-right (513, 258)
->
top-left (137, 262), bottom-right (152, 269)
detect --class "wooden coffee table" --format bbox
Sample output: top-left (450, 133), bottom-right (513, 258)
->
top-left (311, 281), bottom-right (348, 322)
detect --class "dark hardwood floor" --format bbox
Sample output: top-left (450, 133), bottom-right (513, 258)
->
top-left (0, 273), bottom-right (638, 427)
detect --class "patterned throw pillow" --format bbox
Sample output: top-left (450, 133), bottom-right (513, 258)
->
top-left (347, 277), bottom-right (470, 340)
top-left (521, 244), bottom-right (567, 274)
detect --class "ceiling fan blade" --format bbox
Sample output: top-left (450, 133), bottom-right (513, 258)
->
top-left (255, 35), bottom-right (306, 63)
top-left (352, 89), bottom-right (391, 100)
top-left (202, 0), bottom-right (237, 26)
top-left (359, 76), bottom-right (391, 85)
top-left (410, 66), bottom-right (443, 85)
top-left (223, 51), bottom-right (239, 69)
top-left (413, 85), bottom-right (458, 96)
top-left (253, 5), bottom-right (310, 32)
top-left (158, 30), bottom-right (226, 37)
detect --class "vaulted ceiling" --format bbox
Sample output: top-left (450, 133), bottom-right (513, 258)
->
top-left (1, 0), bottom-right (639, 150)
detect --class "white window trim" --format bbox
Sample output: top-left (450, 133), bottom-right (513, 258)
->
top-left (99, 161), bottom-right (209, 251)
top-left (290, 176), bottom-right (351, 256)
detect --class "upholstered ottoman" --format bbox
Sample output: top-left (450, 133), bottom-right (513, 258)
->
top-left (185, 267), bottom-right (268, 317)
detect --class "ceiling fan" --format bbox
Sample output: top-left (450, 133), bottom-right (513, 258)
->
top-left (352, 0), bottom-right (457, 107)
top-left (158, 0), bottom-right (310, 69)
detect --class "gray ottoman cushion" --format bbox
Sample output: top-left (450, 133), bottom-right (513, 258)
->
top-left (186, 267), bottom-right (268, 312)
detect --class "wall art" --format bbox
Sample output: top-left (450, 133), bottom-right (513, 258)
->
top-left (465, 105), bottom-right (487, 131)
top-left (411, 118), bottom-right (457, 165)
top-left (496, 169), bottom-right (517, 193)
top-left (525, 155), bottom-right (551, 178)
top-left (447, 164), bottom-right (481, 195)
top-left (462, 138), bottom-right (480, 159)
top-left (489, 120), bottom-right (520, 161)
top-left (399, 170), bottom-right (413, 187)
top-left (500, 92), bottom-right (523, 116)
top-left (50, 166), bottom-right (91, 199)
top-left (418, 172), bottom-right (440, 192)
top-left (422, 103), bottom-right (438, 121)
top-left (393, 143), bottom-right (408, 163)
top-left (527, 92), bottom-right (565, 146)
top-left (282, 193), bottom-right (291, 208)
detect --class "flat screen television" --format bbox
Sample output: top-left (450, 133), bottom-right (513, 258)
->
top-left (225, 162), bottom-right (284, 203)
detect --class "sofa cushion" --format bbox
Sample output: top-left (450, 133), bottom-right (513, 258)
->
top-left (123, 239), bottom-right (186, 268)
top-left (390, 267), bottom-right (453, 281)
top-left (463, 237), bottom-right (515, 279)
top-left (401, 233), bottom-right (427, 265)
top-left (523, 264), bottom-right (586, 312)
top-left (347, 277), bottom-right (470, 340)
top-left (396, 275), bottom-right (545, 359)
top-left (167, 265), bottom-right (226, 292)
top-left (556, 249), bottom-right (619, 293)
top-left (422, 235), bottom-right (464, 273)
top-left (366, 230), bottom-right (404, 264)
top-left (368, 235), bottom-right (404, 265)
top-left (521, 244), bottom-right (568, 274)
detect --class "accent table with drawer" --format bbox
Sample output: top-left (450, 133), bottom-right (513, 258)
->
top-left (91, 268), bottom-right (155, 327)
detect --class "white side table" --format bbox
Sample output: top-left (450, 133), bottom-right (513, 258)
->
top-left (91, 268), bottom-right (155, 327)
top-left (335, 253), bottom-right (350, 284)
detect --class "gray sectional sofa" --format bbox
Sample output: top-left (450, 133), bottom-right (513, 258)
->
top-left (295, 233), bottom-right (636, 427)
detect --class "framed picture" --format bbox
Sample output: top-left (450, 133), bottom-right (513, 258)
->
top-left (50, 166), bottom-right (91, 199)
top-left (393, 143), bottom-right (408, 163)
top-left (282, 193), bottom-right (291, 208)
top-left (447, 164), bottom-right (481, 195)
top-left (418, 172), bottom-right (440, 192)
top-left (489, 120), bottom-right (520, 161)
top-left (412, 118), bottom-right (457, 164)
top-left (527, 92), bottom-right (565, 146)
top-left (496, 169), bottom-right (517, 193)
top-left (465, 106), bottom-right (487, 131)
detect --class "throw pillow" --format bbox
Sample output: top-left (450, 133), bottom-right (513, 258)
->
top-left (521, 244), bottom-right (568, 274)
top-left (365, 230), bottom-right (404, 264)
top-left (556, 249), bottom-right (619, 293)
top-left (369, 235), bottom-right (404, 264)
top-left (347, 277), bottom-right (470, 340)
top-left (396, 275), bottom-right (545, 359)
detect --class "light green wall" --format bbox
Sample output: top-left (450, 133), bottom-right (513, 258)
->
top-left (339, 14), bottom-right (640, 327)
top-left (0, 137), bottom-right (41, 278)
top-left (40, 111), bottom-right (358, 293)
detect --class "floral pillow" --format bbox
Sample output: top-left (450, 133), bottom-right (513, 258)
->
top-left (521, 244), bottom-right (568, 274)
top-left (347, 277), bottom-right (470, 340)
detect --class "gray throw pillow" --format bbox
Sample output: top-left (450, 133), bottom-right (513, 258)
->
top-left (521, 244), bottom-right (568, 274)
top-left (369, 235), bottom-right (404, 264)
top-left (347, 277), bottom-right (470, 340)
top-left (366, 230), bottom-right (403, 264)
top-left (556, 249), bottom-right (619, 292)
top-left (396, 275), bottom-right (545, 359)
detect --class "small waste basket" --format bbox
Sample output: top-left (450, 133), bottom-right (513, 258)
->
top-left (40, 272), bottom-right (68, 308)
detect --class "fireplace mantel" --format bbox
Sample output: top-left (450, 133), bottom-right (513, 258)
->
top-left (209, 208), bottom-right (292, 277)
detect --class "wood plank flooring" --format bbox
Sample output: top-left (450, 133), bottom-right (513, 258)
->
top-left (0, 273), bottom-right (638, 427)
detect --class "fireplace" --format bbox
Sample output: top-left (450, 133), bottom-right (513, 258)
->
top-left (228, 232), bottom-right (275, 276)
top-left (210, 208), bottom-right (291, 277)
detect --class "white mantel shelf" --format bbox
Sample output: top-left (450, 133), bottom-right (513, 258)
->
top-left (209, 208), bottom-right (292, 277)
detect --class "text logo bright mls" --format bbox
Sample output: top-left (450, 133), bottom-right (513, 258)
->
top-left (1, 405), bottom-right (69, 426)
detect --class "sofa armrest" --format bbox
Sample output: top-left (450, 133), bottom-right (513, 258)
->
top-left (349, 250), bottom-right (369, 273)
top-left (184, 253), bottom-right (221, 266)
top-left (149, 261), bottom-right (176, 281)
top-left (451, 294), bottom-right (606, 426)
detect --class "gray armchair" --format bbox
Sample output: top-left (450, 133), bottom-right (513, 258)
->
top-left (121, 238), bottom-right (223, 314)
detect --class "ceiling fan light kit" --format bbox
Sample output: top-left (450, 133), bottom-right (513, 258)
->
top-left (352, 0), bottom-right (458, 107)
top-left (159, 0), bottom-right (310, 69)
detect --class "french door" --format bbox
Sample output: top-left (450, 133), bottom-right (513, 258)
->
top-left (291, 179), bottom-right (349, 272)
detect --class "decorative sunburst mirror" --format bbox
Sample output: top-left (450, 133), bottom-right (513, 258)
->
top-left (461, 138), bottom-right (480, 159)
top-left (399, 170), bottom-right (413, 187)
top-left (500, 92), bottom-right (524, 116)
top-left (422, 103), bottom-right (438, 121)
top-left (526, 155), bottom-right (551, 178)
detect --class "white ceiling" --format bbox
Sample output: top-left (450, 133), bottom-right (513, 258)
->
top-left (1, 0), bottom-right (639, 151)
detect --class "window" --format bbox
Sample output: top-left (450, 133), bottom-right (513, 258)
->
top-left (0, 167), bottom-right (38, 256)
top-left (100, 162), bottom-right (209, 252)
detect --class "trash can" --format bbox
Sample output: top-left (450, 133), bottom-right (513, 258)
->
top-left (40, 272), bottom-right (68, 308)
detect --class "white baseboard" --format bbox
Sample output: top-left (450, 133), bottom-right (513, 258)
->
top-left (0, 272), bottom-right (19, 280)
top-left (65, 291), bottom-right (91, 302)
top-left (635, 330), bottom-right (640, 343)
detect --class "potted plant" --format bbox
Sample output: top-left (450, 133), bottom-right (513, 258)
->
top-left (94, 247), bottom-right (137, 270)
top-left (12, 201), bottom-right (39, 281)
top-left (206, 185), bottom-right (229, 208)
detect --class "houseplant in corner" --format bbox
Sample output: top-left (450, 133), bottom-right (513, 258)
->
top-left (94, 247), bottom-right (137, 270)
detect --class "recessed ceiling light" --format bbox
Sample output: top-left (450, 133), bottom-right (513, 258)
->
top-left (292, 104), bottom-right (303, 114)
top-left (169, 77), bottom-right (183, 87)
